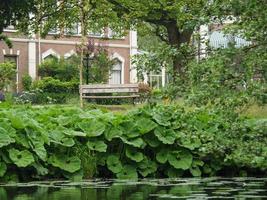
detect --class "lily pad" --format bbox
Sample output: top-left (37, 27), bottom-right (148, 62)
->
top-left (87, 140), bottom-right (107, 152)
top-left (48, 154), bottom-right (81, 173)
top-left (126, 147), bottom-right (144, 162)
top-left (106, 155), bottom-right (123, 173)
top-left (167, 149), bottom-right (193, 170)
top-left (116, 165), bottom-right (138, 179)
top-left (0, 127), bottom-right (15, 148)
top-left (154, 127), bottom-right (176, 144)
top-left (8, 149), bottom-right (34, 167)
top-left (77, 120), bottom-right (105, 137)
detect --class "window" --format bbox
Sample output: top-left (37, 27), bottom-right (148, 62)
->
top-left (108, 28), bottom-right (125, 39)
top-left (109, 59), bottom-right (122, 84)
top-left (43, 54), bottom-right (58, 61)
top-left (89, 30), bottom-right (103, 37)
top-left (65, 23), bottom-right (80, 35)
top-left (4, 55), bottom-right (18, 92)
top-left (209, 30), bottom-right (251, 48)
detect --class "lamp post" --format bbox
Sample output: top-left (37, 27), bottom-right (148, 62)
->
top-left (83, 53), bottom-right (93, 84)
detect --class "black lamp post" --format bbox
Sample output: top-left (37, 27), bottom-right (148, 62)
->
top-left (83, 53), bottom-right (93, 84)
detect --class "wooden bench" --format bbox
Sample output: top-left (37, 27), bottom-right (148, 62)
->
top-left (80, 84), bottom-right (140, 100)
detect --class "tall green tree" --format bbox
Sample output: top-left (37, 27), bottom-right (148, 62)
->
top-left (106, 0), bottom-right (221, 75)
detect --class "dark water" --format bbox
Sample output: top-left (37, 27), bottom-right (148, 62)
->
top-left (0, 178), bottom-right (267, 200)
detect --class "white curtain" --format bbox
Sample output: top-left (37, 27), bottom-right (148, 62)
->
top-left (109, 60), bottom-right (122, 84)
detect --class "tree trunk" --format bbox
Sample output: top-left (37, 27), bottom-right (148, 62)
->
top-left (166, 22), bottom-right (193, 78)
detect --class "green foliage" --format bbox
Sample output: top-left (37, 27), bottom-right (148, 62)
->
top-left (22, 75), bottom-right (32, 91)
top-left (33, 77), bottom-right (78, 94)
top-left (0, 104), bottom-right (266, 182)
top-left (0, 62), bottom-right (16, 91)
top-left (39, 57), bottom-right (79, 82)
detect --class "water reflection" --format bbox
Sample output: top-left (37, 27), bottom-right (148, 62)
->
top-left (0, 178), bottom-right (266, 200)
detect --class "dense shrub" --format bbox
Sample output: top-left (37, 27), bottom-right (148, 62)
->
top-left (0, 104), bottom-right (266, 182)
top-left (39, 57), bottom-right (79, 82)
top-left (0, 62), bottom-right (16, 91)
top-left (33, 77), bottom-right (79, 94)
top-left (22, 75), bottom-right (32, 91)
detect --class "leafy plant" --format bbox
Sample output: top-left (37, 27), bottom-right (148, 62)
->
top-left (0, 104), bottom-right (266, 182)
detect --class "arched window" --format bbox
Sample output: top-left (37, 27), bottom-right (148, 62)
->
top-left (109, 59), bottom-right (122, 84)
top-left (43, 54), bottom-right (57, 61)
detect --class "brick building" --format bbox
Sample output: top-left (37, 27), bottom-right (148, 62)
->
top-left (0, 26), bottom-right (138, 92)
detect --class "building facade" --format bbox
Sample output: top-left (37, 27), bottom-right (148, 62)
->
top-left (0, 27), bottom-right (138, 92)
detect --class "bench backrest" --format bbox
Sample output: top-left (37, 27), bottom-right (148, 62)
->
top-left (81, 84), bottom-right (139, 94)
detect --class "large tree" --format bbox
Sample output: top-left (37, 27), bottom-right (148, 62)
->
top-left (0, 0), bottom-right (34, 47)
top-left (106, 0), bottom-right (220, 76)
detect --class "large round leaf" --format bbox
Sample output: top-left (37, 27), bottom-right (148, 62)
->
top-left (116, 165), bottom-right (138, 179)
top-left (167, 149), bottom-right (193, 170)
top-left (63, 130), bottom-right (87, 137)
top-left (49, 130), bottom-right (75, 147)
top-left (78, 120), bottom-right (105, 137)
top-left (0, 127), bottom-right (15, 148)
top-left (143, 133), bottom-right (160, 148)
top-left (49, 155), bottom-right (81, 173)
top-left (25, 128), bottom-right (47, 161)
top-left (136, 118), bottom-right (157, 134)
top-left (8, 149), bottom-right (34, 167)
top-left (152, 112), bottom-right (172, 126)
top-left (156, 149), bottom-right (169, 164)
top-left (104, 127), bottom-right (123, 141)
top-left (87, 140), bottom-right (107, 152)
top-left (0, 162), bottom-right (7, 177)
top-left (154, 127), bottom-right (176, 144)
top-left (8, 114), bottom-right (26, 129)
top-left (126, 147), bottom-right (144, 162)
top-left (138, 157), bottom-right (157, 177)
top-left (121, 121), bottom-right (140, 138)
top-left (106, 155), bottom-right (123, 174)
top-left (120, 136), bottom-right (145, 148)
top-left (180, 136), bottom-right (202, 150)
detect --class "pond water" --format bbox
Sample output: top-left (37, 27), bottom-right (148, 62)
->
top-left (0, 178), bottom-right (266, 200)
